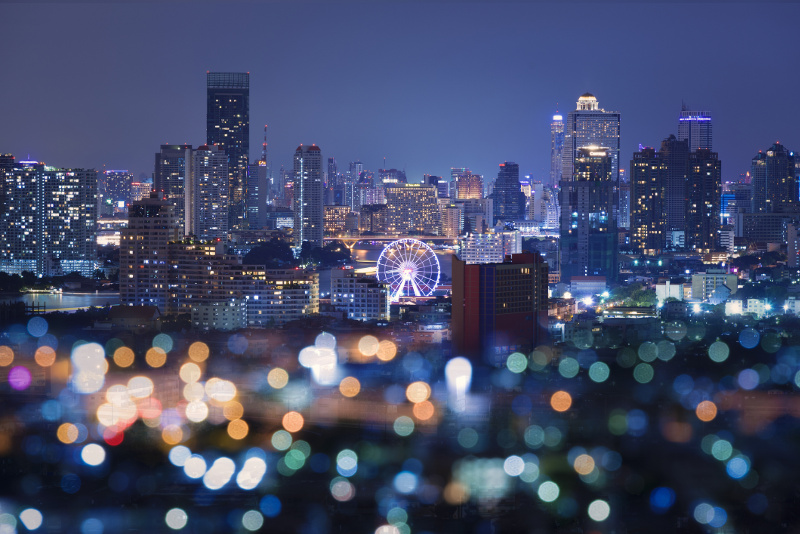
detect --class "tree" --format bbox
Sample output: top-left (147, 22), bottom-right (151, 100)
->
top-left (93, 269), bottom-right (107, 280)
top-left (243, 238), bottom-right (296, 267)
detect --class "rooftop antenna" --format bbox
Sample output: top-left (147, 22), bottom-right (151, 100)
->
top-left (262, 124), bottom-right (268, 163)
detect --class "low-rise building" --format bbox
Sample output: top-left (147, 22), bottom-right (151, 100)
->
top-left (191, 299), bottom-right (247, 331)
top-left (691, 270), bottom-right (738, 301)
top-left (330, 267), bottom-right (390, 321)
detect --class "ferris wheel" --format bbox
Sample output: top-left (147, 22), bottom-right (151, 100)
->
top-left (376, 238), bottom-right (440, 302)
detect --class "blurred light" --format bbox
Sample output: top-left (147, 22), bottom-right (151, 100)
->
top-left (695, 400), bottom-right (717, 422)
top-left (81, 443), bottom-right (106, 466)
top-left (34, 346), bottom-right (56, 367)
top-left (188, 342), bottom-right (209, 362)
top-left (282, 411), bottom-right (304, 433)
top-left (444, 357), bottom-right (472, 411)
top-left (237, 457), bottom-right (267, 490)
top-left (376, 340), bottom-right (397, 361)
top-left (185, 401), bottom-right (209, 423)
top-left (165, 508), bottom-right (188, 530)
top-left (267, 368), bottom-right (289, 389)
top-left (0, 346), bottom-right (14, 366)
top-left (228, 419), bottom-right (249, 440)
top-left (394, 416), bottom-right (415, 436)
top-left (179, 363), bottom-right (202, 383)
top-left (537, 481), bottom-right (559, 502)
top-left (19, 508), bottom-right (43, 530)
top-left (503, 455), bottom-right (524, 476)
top-left (550, 391), bottom-right (572, 412)
top-left (573, 454), bottom-right (595, 475)
top-left (406, 381), bottom-right (431, 403)
top-left (330, 477), bottom-right (355, 501)
top-left (169, 445), bottom-right (191, 467)
top-left (588, 499), bottom-right (610, 521)
top-left (358, 336), bottom-right (379, 356)
top-left (242, 510), bottom-right (264, 531)
top-left (339, 376), bottom-right (361, 397)
top-left (202, 457), bottom-right (235, 490)
top-left (393, 471), bottom-right (418, 494)
top-left (506, 352), bottom-right (527, 373)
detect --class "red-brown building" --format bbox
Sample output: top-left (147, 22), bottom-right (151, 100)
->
top-left (452, 252), bottom-right (549, 365)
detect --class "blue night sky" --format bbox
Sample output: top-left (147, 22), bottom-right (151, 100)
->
top-left (1, 2), bottom-right (798, 183)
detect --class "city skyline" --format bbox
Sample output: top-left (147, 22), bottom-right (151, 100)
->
top-left (1, 3), bottom-right (799, 183)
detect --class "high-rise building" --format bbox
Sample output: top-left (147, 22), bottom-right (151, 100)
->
top-left (550, 113), bottom-right (564, 187)
top-left (247, 160), bottom-right (268, 229)
top-left (489, 162), bottom-right (524, 223)
top-left (686, 149), bottom-right (721, 252)
top-left (559, 147), bottom-right (617, 282)
top-left (99, 170), bottom-right (133, 217)
top-left (678, 109), bottom-right (712, 152)
top-left (154, 144), bottom-right (192, 231)
top-left (120, 192), bottom-right (181, 311)
top-left (450, 167), bottom-right (467, 199)
top-left (130, 181), bottom-right (152, 203)
top-left (455, 170), bottom-right (484, 200)
top-left (459, 231), bottom-right (522, 264)
top-left (751, 143), bottom-right (798, 214)
top-left (0, 160), bottom-right (97, 276)
top-left (185, 145), bottom-right (229, 240)
top-left (207, 72), bottom-right (249, 230)
top-left (348, 161), bottom-right (363, 183)
top-left (293, 145), bottom-right (324, 248)
top-left (384, 184), bottom-right (440, 235)
top-left (562, 94), bottom-right (620, 186)
top-left (452, 252), bottom-right (548, 364)
top-left (331, 267), bottom-right (390, 321)
top-left (425, 175), bottom-right (448, 198)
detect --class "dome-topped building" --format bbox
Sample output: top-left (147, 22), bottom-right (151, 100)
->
top-left (577, 93), bottom-right (599, 111)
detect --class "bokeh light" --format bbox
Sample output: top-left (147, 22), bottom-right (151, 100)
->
top-left (187, 342), bottom-right (209, 362)
top-left (550, 391), bottom-right (572, 412)
top-left (695, 401), bottom-right (717, 422)
top-left (339, 376), bottom-right (361, 397)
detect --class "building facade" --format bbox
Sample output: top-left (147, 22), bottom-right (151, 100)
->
top-left (459, 231), bottom-right (522, 264)
top-left (550, 113), bottom-right (564, 187)
top-left (678, 109), bottom-right (712, 152)
top-left (751, 143), bottom-right (798, 215)
top-left (154, 144), bottom-right (192, 232)
top-left (186, 145), bottom-right (229, 240)
top-left (293, 145), bottom-right (324, 248)
top-left (384, 184), bottom-right (440, 235)
top-left (331, 267), bottom-right (390, 321)
top-left (207, 72), bottom-right (249, 230)
top-left (489, 162), bottom-right (524, 223)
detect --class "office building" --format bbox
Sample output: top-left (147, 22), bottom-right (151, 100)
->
top-left (348, 161), bottom-right (363, 183)
top-left (185, 145), bottom-right (229, 240)
top-left (130, 181), bottom-right (152, 203)
top-left (207, 72), bottom-right (249, 230)
top-left (455, 170), bottom-right (483, 200)
top-left (0, 160), bottom-right (97, 276)
top-left (99, 170), bottom-right (133, 216)
top-left (331, 267), bottom-right (390, 321)
top-left (459, 231), bottom-right (522, 264)
top-left (559, 147), bottom-right (617, 282)
top-left (359, 204), bottom-right (388, 234)
top-left (379, 168), bottom-right (406, 185)
top-left (691, 270), bottom-right (738, 302)
top-left (678, 109), bottom-right (712, 151)
top-left (550, 113), bottom-right (564, 187)
top-left (247, 160), bottom-right (268, 229)
top-left (192, 300), bottom-right (247, 331)
top-left (440, 203), bottom-right (463, 238)
top-left (751, 143), bottom-right (798, 214)
top-left (120, 193), bottom-right (182, 311)
top-left (489, 162), bottom-right (524, 223)
top-left (154, 144), bottom-right (192, 230)
top-left (562, 93), bottom-right (620, 192)
top-left (324, 205), bottom-right (352, 236)
top-left (452, 252), bottom-right (549, 364)
top-left (425, 175), bottom-right (448, 198)
top-left (293, 144), bottom-right (324, 248)
top-left (384, 184), bottom-right (440, 235)
top-left (686, 149), bottom-right (721, 252)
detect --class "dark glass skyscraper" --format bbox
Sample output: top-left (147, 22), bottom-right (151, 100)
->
top-left (559, 147), bottom-right (617, 282)
top-left (686, 149), bottom-right (721, 252)
top-left (154, 144), bottom-right (192, 234)
top-left (751, 143), bottom-right (797, 214)
top-left (489, 162), bottom-right (524, 223)
top-left (207, 72), bottom-right (249, 230)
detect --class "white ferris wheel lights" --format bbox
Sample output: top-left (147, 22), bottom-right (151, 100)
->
top-left (376, 238), bottom-right (440, 302)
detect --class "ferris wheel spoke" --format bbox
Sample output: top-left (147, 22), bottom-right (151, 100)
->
top-left (409, 276), bottom-right (423, 297)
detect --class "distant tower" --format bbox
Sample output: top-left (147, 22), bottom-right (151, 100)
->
top-left (550, 112), bottom-right (564, 187)
top-left (678, 108), bottom-right (712, 152)
top-left (751, 143), bottom-right (797, 214)
top-left (559, 147), bottom-right (617, 282)
top-left (294, 145), bottom-right (324, 248)
top-left (154, 144), bottom-right (192, 233)
top-left (686, 149), bottom-right (721, 252)
top-left (185, 145), bottom-right (229, 240)
top-left (207, 72), bottom-right (249, 230)
top-left (489, 162), bottom-right (524, 223)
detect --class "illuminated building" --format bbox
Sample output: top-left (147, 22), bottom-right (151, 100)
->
top-left (349, 161), bottom-right (363, 183)
top-left (191, 299), bottom-right (247, 331)
top-left (154, 144), bottom-right (192, 230)
top-left (0, 160), bottom-right (97, 276)
top-left (130, 181), bottom-right (152, 202)
top-left (247, 160), bottom-right (268, 229)
top-left (439, 204), bottom-right (463, 238)
top-left (751, 143), bottom-right (798, 214)
top-left (559, 147), bottom-right (617, 282)
top-left (384, 184), bottom-right (440, 235)
top-left (452, 252), bottom-right (549, 364)
top-left (489, 162), bottom-right (524, 223)
top-left (331, 267), bottom-right (390, 321)
top-left (120, 192), bottom-right (181, 311)
top-left (324, 205), bottom-right (352, 236)
top-left (450, 167), bottom-right (467, 200)
top-left (550, 113), bottom-right (564, 187)
top-left (186, 145), bottom-right (229, 240)
top-left (359, 204), bottom-right (387, 234)
top-left (207, 72), bottom-right (249, 230)
top-left (425, 174), bottom-right (448, 198)
top-left (99, 170), bottom-right (133, 216)
top-left (379, 168), bottom-right (406, 185)
top-left (293, 144), bottom-right (324, 248)
top-left (686, 149), bottom-right (721, 252)
top-left (678, 108), bottom-right (712, 151)
top-left (459, 231), bottom-right (521, 264)
top-left (455, 170), bottom-right (483, 199)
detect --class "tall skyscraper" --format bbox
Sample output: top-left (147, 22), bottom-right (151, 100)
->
top-left (550, 113), bottom-right (564, 187)
top-left (293, 145), bottom-right (324, 248)
top-left (207, 72), bottom-right (249, 230)
top-left (99, 170), bottom-right (133, 217)
top-left (678, 108), bottom-right (712, 151)
top-left (0, 160), bottom-right (97, 276)
top-left (120, 192), bottom-right (182, 311)
top-left (154, 144), bottom-right (192, 232)
top-left (327, 157), bottom-right (338, 186)
top-left (559, 147), bottom-right (617, 282)
top-left (751, 143), bottom-right (798, 214)
top-left (455, 170), bottom-right (484, 200)
top-left (686, 149), bottom-right (721, 252)
top-left (489, 162), bottom-right (524, 223)
top-left (349, 161), bottom-right (363, 183)
top-left (562, 94), bottom-right (620, 187)
top-left (185, 145), bottom-right (229, 240)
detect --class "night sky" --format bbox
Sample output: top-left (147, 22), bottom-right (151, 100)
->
top-left (1, 2), bottom-right (798, 183)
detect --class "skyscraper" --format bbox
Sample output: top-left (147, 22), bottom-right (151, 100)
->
top-left (678, 108), bottom-right (712, 151)
top-left (751, 143), bottom-right (798, 214)
top-left (562, 94), bottom-right (621, 187)
top-left (0, 160), bottom-right (97, 276)
top-left (559, 147), bottom-right (617, 282)
top-left (489, 162), bottom-right (524, 223)
top-left (99, 170), bottom-right (133, 216)
top-left (686, 149), bottom-right (721, 252)
top-left (384, 184), bottom-right (440, 235)
top-left (185, 145), bottom-right (229, 240)
top-left (550, 113), bottom-right (564, 187)
top-left (120, 192), bottom-right (181, 311)
top-left (207, 72), bottom-right (249, 230)
top-left (154, 144), bottom-right (192, 232)
top-left (293, 145), bottom-right (324, 248)
top-left (455, 170), bottom-right (483, 200)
